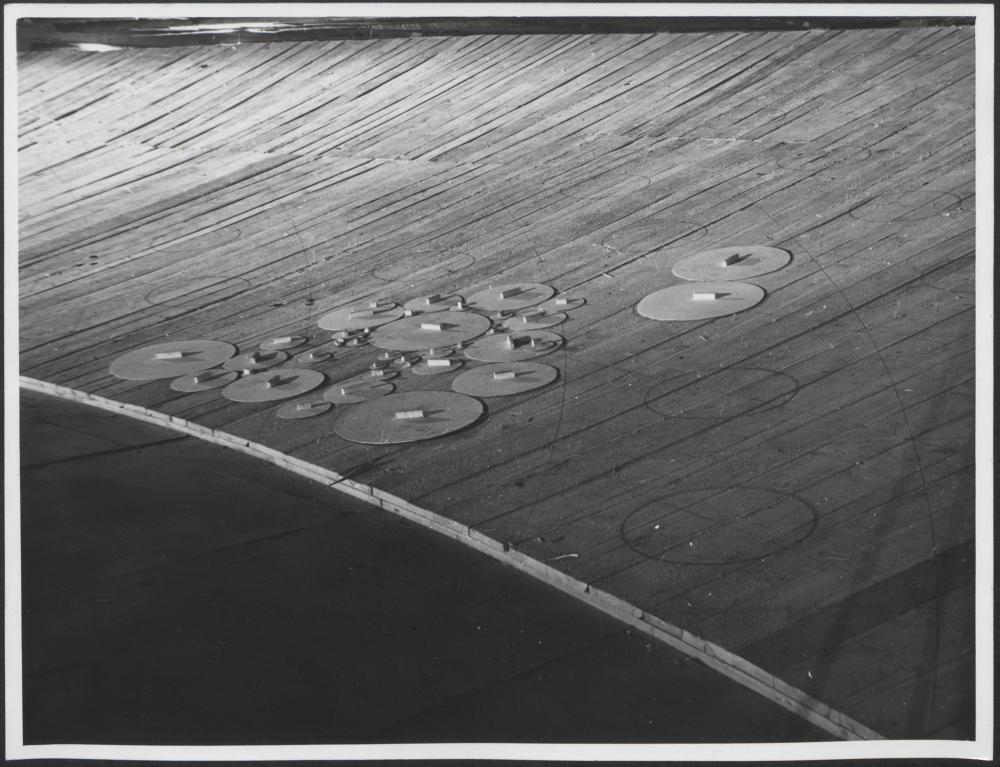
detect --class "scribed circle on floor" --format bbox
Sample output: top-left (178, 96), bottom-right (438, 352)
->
top-left (600, 220), bottom-right (709, 255)
top-left (144, 276), bottom-right (253, 307)
top-left (149, 226), bottom-right (243, 256)
top-left (848, 189), bottom-right (970, 223)
top-left (559, 172), bottom-right (652, 200)
top-left (644, 366), bottom-right (800, 420)
top-left (370, 249), bottom-right (475, 283)
top-left (620, 486), bottom-right (819, 565)
top-left (774, 144), bottom-right (871, 174)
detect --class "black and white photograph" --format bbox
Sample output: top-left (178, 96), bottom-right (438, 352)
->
top-left (5, 3), bottom-right (993, 763)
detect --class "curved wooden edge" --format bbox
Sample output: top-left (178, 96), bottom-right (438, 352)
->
top-left (19, 374), bottom-right (884, 742)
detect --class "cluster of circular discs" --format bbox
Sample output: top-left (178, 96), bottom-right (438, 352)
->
top-left (636, 245), bottom-right (790, 321)
top-left (109, 282), bottom-right (584, 445)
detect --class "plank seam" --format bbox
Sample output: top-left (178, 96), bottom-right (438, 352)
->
top-left (18, 374), bottom-right (884, 742)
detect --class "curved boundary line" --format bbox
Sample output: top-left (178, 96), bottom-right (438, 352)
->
top-left (19, 375), bottom-right (883, 742)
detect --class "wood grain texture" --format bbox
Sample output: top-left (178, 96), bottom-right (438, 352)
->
top-left (17, 27), bottom-right (976, 740)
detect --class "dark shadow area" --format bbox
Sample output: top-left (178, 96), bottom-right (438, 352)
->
top-left (19, 389), bottom-right (830, 746)
top-left (17, 15), bottom-right (974, 51)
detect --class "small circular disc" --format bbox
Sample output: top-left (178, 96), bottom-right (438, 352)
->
top-left (335, 391), bottom-right (484, 445)
top-left (222, 350), bottom-right (289, 372)
top-left (323, 378), bottom-right (395, 404)
top-left (412, 358), bottom-right (465, 376)
top-left (294, 348), bottom-right (333, 364)
top-left (317, 302), bottom-right (404, 332)
top-left (260, 335), bottom-right (308, 351)
top-left (501, 309), bottom-right (567, 331)
top-left (466, 283), bottom-right (556, 312)
top-left (110, 340), bottom-right (237, 381)
top-left (370, 310), bottom-right (491, 352)
top-left (637, 282), bottom-right (765, 321)
top-left (465, 330), bottom-right (564, 362)
top-left (276, 400), bottom-right (333, 420)
top-left (222, 368), bottom-right (326, 403)
top-left (402, 293), bottom-right (465, 313)
top-left (672, 245), bottom-right (791, 281)
top-left (451, 361), bottom-right (558, 396)
top-left (169, 369), bottom-right (239, 392)
top-left (537, 295), bottom-right (586, 312)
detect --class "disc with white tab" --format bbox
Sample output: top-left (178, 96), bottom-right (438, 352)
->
top-left (276, 400), bottom-right (333, 420)
top-left (221, 368), bottom-right (326, 403)
top-left (370, 310), bottom-right (491, 352)
top-left (110, 340), bottom-right (237, 381)
top-left (169, 369), bottom-right (239, 392)
top-left (260, 335), bottom-right (308, 351)
top-left (636, 281), bottom-right (765, 321)
top-left (500, 307), bottom-right (567, 331)
top-left (317, 301), bottom-right (404, 332)
top-left (222, 349), bottom-right (289, 372)
top-left (412, 358), bottom-right (465, 376)
top-left (322, 377), bottom-right (395, 405)
top-left (466, 283), bottom-right (555, 312)
top-left (671, 245), bottom-right (791, 281)
top-left (451, 361), bottom-right (558, 397)
top-left (334, 391), bottom-right (484, 445)
top-left (402, 293), bottom-right (466, 313)
top-left (464, 330), bottom-right (563, 362)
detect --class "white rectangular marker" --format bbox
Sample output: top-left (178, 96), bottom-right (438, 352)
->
top-left (420, 322), bottom-right (445, 331)
top-left (395, 410), bottom-right (425, 420)
top-left (427, 358), bottom-right (452, 367)
top-left (692, 292), bottom-right (720, 301)
top-left (154, 351), bottom-right (184, 359)
top-left (493, 370), bottom-right (518, 380)
top-left (721, 253), bottom-right (743, 266)
top-left (498, 287), bottom-right (522, 299)
top-left (272, 336), bottom-right (293, 344)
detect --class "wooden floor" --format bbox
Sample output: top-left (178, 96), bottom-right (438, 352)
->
top-left (17, 26), bottom-right (976, 740)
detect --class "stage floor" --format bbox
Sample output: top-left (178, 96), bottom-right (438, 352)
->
top-left (17, 24), bottom-right (976, 740)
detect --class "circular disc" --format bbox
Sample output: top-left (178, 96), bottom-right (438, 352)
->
top-left (323, 378), bottom-right (395, 404)
top-left (451, 361), bottom-right (558, 396)
top-left (169, 369), bottom-right (239, 392)
top-left (412, 358), bottom-right (465, 376)
top-left (317, 302), bottom-right (404, 332)
top-left (672, 245), bottom-right (791, 281)
top-left (537, 295), bottom-right (586, 312)
top-left (466, 283), bottom-right (556, 312)
top-left (335, 391), bottom-right (484, 445)
top-left (402, 293), bottom-right (465, 313)
top-left (501, 309), bottom-right (567, 331)
top-left (110, 340), bottom-right (237, 381)
top-left (276, 400), bottom-right (333, 420)
top-left (370, 310), bottom-right (491, 351)
top-left (465, 330), bottom-right (564, 362)
top-left (260, 335), bottom-right (308, 351)
top-left (222, 350), bottom-right (289, 372)
top-left (222, 368), bottom-right (326, 403)
top-left (293, 348), bottom-right (333, 364)
top-left (637, 282), bottom-right (765, 321)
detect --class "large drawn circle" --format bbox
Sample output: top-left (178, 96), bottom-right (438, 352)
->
top-left (621, 486), bottom-right (819, 565)
top-left (849, 189), bottom-right (970, 223)
top-left (369, 310), bottom-right (491, 352)
top-left (600, 220), bottom-right (708, 254)
top-left (644, 366), bottom-right (800, 420)
top-left (559, 172), bottom-right (652, 200)
top-left (144, 276), bottom-right (252, 307)
top-left (110, 340), bottom-right (237, 381)
top-left (775, 143), bottom-right (871, 173)
top-left (370, 249), bottom-right (475, 283)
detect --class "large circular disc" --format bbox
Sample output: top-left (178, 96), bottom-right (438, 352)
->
top-left (465, 330), bottom-right (564, 362)
top-left (335, 391), bottom-right (484, 445)
top-left (370, 310), bottom-right (491, 351)
top-left (222, 350), bottom-right (289, 372)
top-left (169, 369), bottom-right (239, 392)
top-left (322, 378), bottom-right (395, 404)
top-left (276, 400), bottom-right (333, 420)
top-left (466, 283), bottom-right (556, 312)
top-left (672, 245), bottom-right (791, 281)
top-left (110, 340), bottom-right (237, 381)
top-left (317, 301), bottom-right (404, 332)
top-left (412, 358), bottom-right (465, 376)
top-left (637, 282), bottom-right (765, 321)
top-left (402, 293), bottom-right (465, 313)
top-left (501, 308), bottom-right (567, 331)
top-left (452, 361), bottom-right (558, 397)
top-left (222, 368), bottom-right (326, 403)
